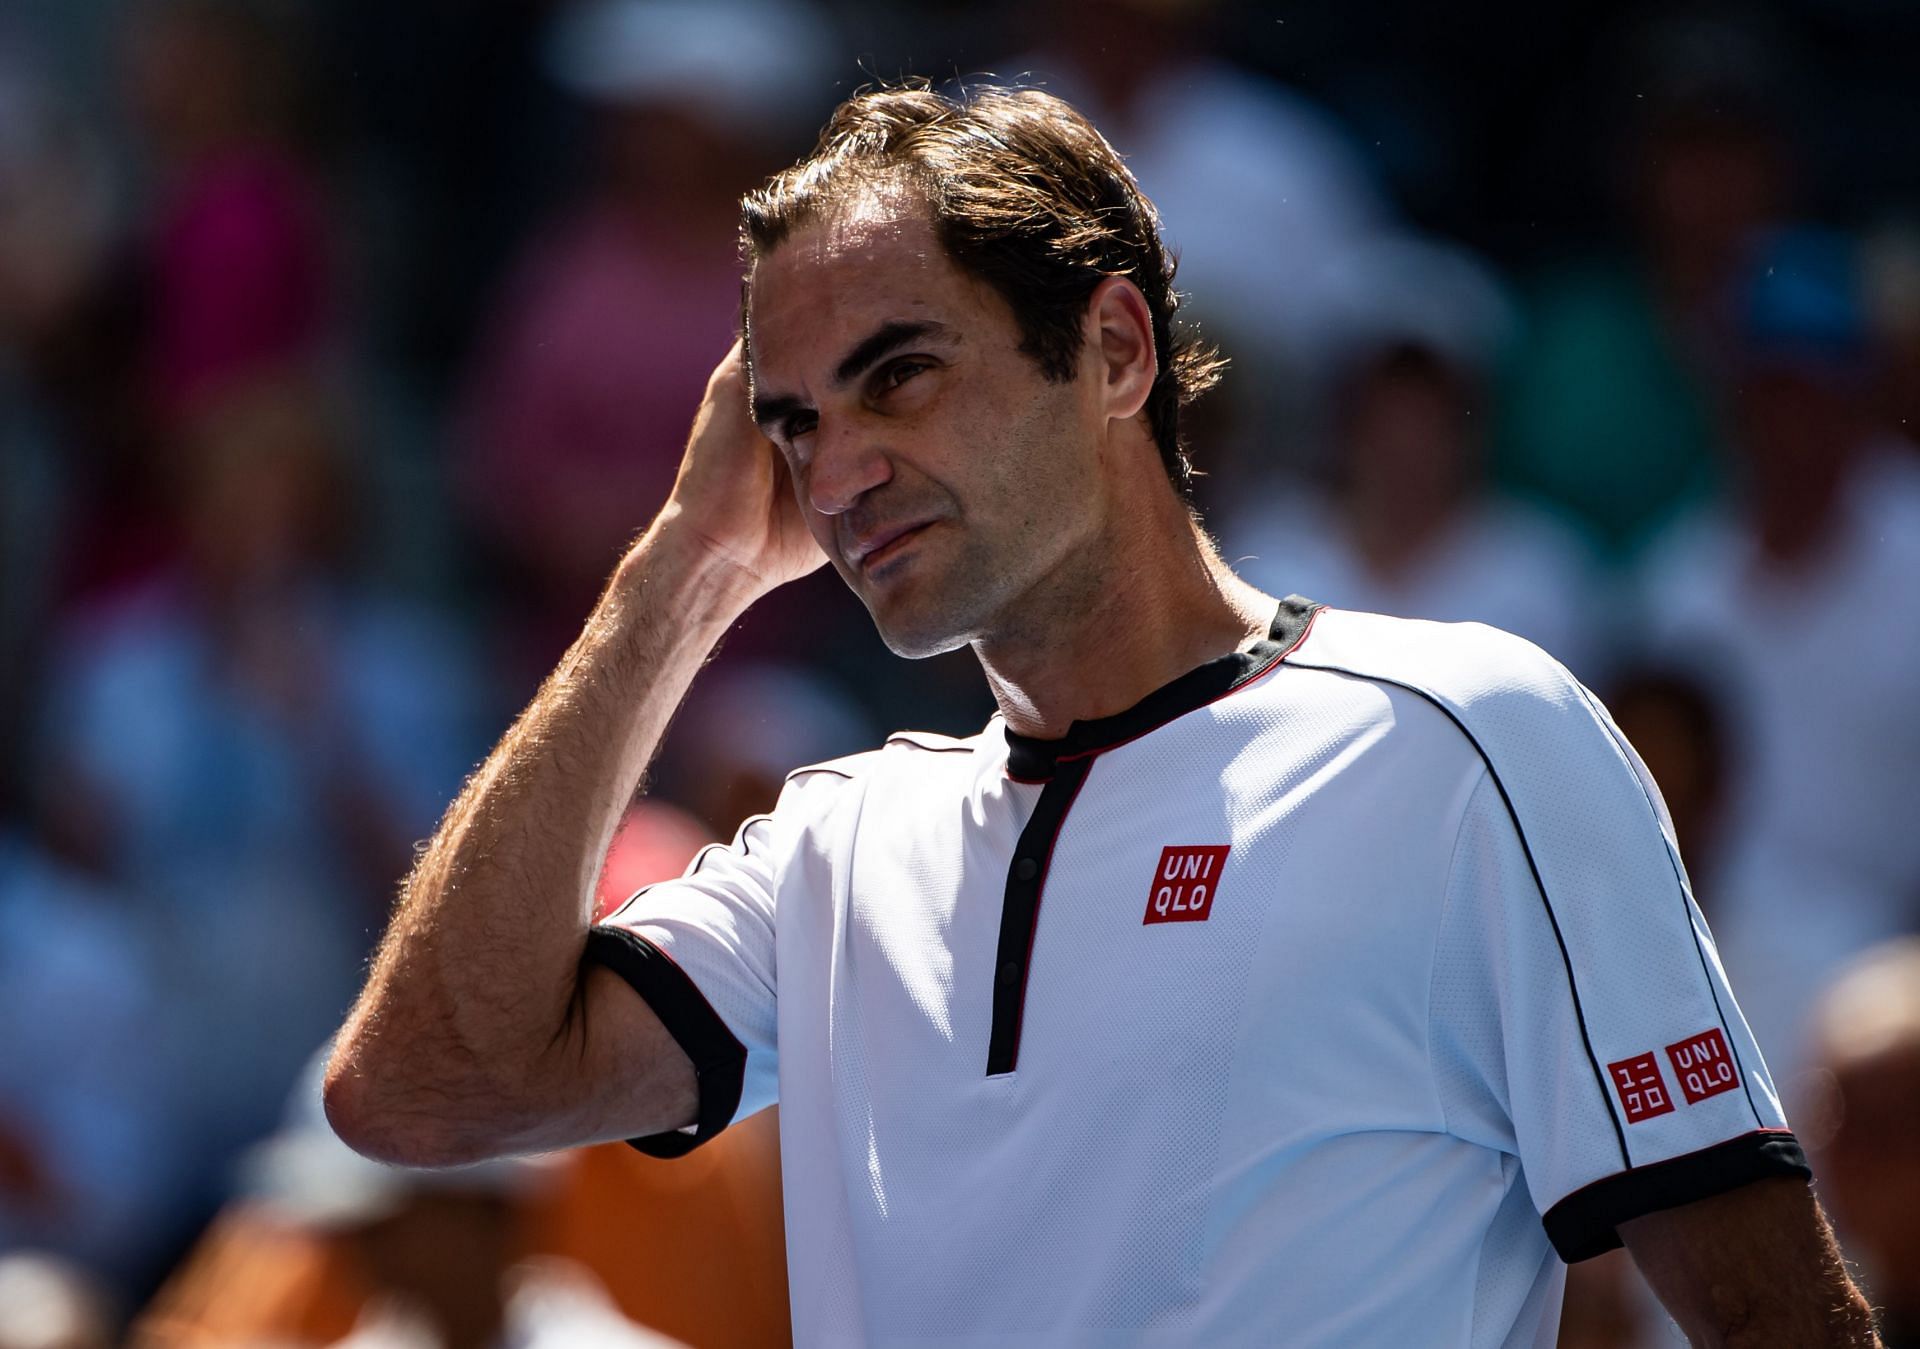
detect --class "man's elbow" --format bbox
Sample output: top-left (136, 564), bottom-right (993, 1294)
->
top-left (321, 1045), bottom-right (492, 1169)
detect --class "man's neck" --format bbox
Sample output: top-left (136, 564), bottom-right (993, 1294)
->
top-left (976, 512), bottom-right (1274, 740)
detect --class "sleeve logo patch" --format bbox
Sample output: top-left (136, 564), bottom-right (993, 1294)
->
top-left (1143, 845), bottom-right (1231, 924)
top-left (1607, 1053), bottom-right (1674, 1124)
top-left (1665, 1028), bottom-right (1740, 1105)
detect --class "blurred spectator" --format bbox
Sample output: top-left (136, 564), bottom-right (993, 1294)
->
top-left (45, 0), bottom-right (335, 607)
top-left (1801, 939), bottom-right (1920, 1349)
top-left (1602, 666), bottom-right (1729, 903)
top-left (0, 1254), bottom-right (116, 1349)
top-left (1225, 239), bottom-right (1605, 678)
top-left (307, 3), bottom-right (567, 393)
top-left (136, 1115), bottom-right (792, 1348)
top-left (34, 373), bottom-right (483, 1232)
top-left (1497, 12), bottom-right (1790, 556)
top-left (455, 0), bottom-right (832, 681)
top-left (0, 24), bottom-right (112, 359)
top-left (521, 1112), bottom-right (790, 1348)
top-left (0, 24), bottom-right (115, 813)
top-left (164, 1047), bottom-right (686, 1349)
top-left (1005, 0), bottom-right (1390, 495)
top-left (1637, 228), bottom-right (1920, 1085)
top-left (0, 832), bottom-right (196, 1301)
top-left (1011, 0), bottom-right (1385, 351)
top-left (123, 0), bottom-right (330, 422)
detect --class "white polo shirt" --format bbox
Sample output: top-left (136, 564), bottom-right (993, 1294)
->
top-left (587, 599), bottom-right (1806, 1348)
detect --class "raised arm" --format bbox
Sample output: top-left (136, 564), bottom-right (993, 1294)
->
top-left (1621, 1177), bottom-right (1879, 1347)
top-left (323, 344), bottom-right (822, 1167)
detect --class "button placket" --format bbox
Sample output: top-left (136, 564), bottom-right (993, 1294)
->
top-left (985, 757), bottom-right (1093, 1076)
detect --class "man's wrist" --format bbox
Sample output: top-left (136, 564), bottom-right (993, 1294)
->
top-left (614, 508), bottom-right (768, 633)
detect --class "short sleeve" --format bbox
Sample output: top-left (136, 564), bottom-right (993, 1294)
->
top-left (585, 800), bottom-right (788, 1158)
top-left (1428, 696), bottom-right (1809, 1263)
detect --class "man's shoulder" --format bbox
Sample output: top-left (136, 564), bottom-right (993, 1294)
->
top-left (1285, 605), bottom-right (1590, 727)
top-left (780, 726), bottom-right (995, 791)
top-left (1286, 607), bottom-right (1639, 833)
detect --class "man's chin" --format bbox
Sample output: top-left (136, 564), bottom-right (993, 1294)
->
top-left (857, 584), bottom-right (977, 660)
top-left (869, 609), bottom-right (975, 661)
top-left (836, 543), bottom-right (998, 660)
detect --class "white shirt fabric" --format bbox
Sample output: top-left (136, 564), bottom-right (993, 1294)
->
top-left (589, 602), bottom-right (1803, 1347)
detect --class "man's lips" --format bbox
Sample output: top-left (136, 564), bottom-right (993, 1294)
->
top-left (847, 519), bottom-right (937, 570)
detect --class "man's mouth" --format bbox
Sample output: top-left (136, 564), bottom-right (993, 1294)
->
top-left (848, 520), bottom-right (936, 572)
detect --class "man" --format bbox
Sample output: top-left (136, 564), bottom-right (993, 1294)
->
top-left (325, 84), bottom-right (1877, 1346)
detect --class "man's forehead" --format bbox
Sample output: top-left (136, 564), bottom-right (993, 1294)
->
top-left (754, 193), bottom-right (940, 301)
top-left (748, 194), bottom-right (962, 380)
top-left (792, 179), bottom-right (931, 258)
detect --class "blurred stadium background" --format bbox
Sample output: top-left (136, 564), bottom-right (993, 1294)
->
top-left (2, 0), bottom-right (1917, 1344)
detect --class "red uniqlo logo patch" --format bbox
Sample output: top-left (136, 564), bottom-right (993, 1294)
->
top-left (1607, 1053), bottom-right (1675, 1124)
top-left (1143, 845), bottom-right (1231, 924)
top-left (1666, 1028), bottom-right (1740, 1105)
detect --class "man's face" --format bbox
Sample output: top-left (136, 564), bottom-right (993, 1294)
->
top-left (747, 197), bottom-right (1106, 658)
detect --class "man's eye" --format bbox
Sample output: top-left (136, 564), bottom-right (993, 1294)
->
top-left (881, 359), bottom-right (930, 390)
top-left (784, 412), bottom-right (818, 442)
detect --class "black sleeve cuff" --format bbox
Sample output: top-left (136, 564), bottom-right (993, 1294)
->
top-left (1543, 1130), bottom-right (1812, 1262)
top-left (581, 925), bottom-right (747, 1158)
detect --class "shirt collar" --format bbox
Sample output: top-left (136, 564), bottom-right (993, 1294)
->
top-left (1002, 595), bottom-right (1319, 782)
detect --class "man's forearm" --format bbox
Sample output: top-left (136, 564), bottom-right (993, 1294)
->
top-left (1623, 1178), bottom-right (1880, 1347)
top-left (325, 513), bottom-right (755, 1163)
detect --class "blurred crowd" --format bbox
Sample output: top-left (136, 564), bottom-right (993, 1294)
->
top-left (1, 0), bottom-right (1916, 1345)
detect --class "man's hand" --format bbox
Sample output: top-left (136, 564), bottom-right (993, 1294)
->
top-left (1621, 1177), bottom-right (1879, 1346)
top-left (659, 341), bottom-right (824, 603)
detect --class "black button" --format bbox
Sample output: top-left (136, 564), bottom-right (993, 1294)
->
top-left (1013, 856), bottom-right (1039, 882)
top-left (998, 960), bottom-right (1020, 987)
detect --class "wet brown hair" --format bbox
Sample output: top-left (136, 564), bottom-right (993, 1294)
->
top-left (740, 81), bottom-right (1226, 495)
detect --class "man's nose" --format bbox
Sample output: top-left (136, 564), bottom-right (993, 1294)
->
top-left (806, 420), bottom-right (893, 517)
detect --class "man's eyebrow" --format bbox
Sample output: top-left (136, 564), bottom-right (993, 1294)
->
top-left (751, 391), bottom-right (805, 433)
top-left (752, 320), bottom-right (954, 432)
top-left (832, 319), bottom-right (951, 387)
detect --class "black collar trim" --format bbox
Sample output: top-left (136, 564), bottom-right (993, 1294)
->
top-left (1003, 595), bottom-right (1321, 782)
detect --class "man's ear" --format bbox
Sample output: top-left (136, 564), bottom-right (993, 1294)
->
top-left (1087, 276), bottom-right (1157, 426)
